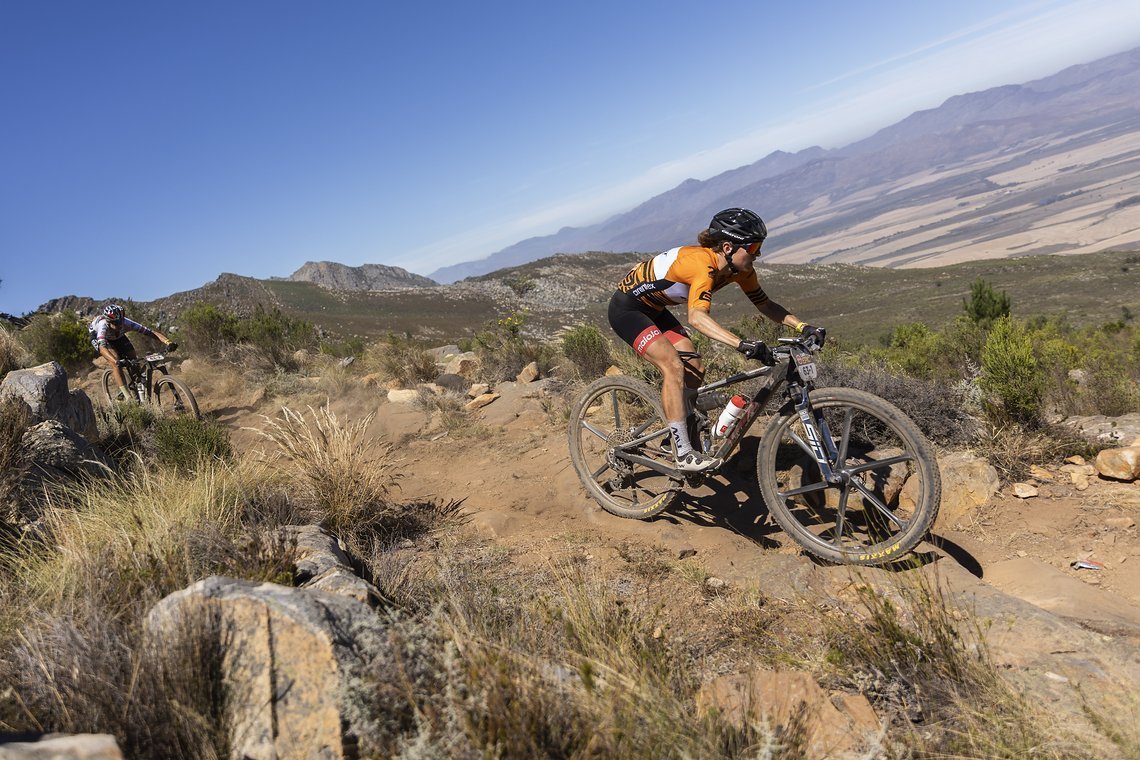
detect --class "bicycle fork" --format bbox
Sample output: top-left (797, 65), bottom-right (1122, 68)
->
top-left (792, 386), bottom-right (843, 484)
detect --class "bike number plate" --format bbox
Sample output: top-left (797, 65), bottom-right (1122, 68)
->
top-left (794, 353), bottom-right (818, 381)
top-left (145, 353), bottom-right (164, 362)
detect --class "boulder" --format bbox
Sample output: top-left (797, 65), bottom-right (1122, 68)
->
top-left (1095, 446), bottom-right (1140, 482)
top-left (386, 389), bottom-right (420, 404)
top-left (1061, 412), bottom-right (1140, 447)
top-left (146, 576), bottom-right (387, 760)
top-left (443, 352), bottom-right (480, 379)
top-left (433, 373), bottom-right (468, 394)
top-left (0, 733), bottom-right (124, 759)
top-left (697, 668), bottom-right (880, 757)
top-left (464, 392), bottom-right (500, 411)
top-left (929, 452), bottom-right (1000, 529)
top-left (426, 344), bottom-right (461, 360)
top-left (21, 420), bottom-right (112, 477)
top-left (515, 361), bottom-right (540, 383)
top-left (0, 362), bottom-right (97, 440)
top-left (466, 383), bottom-right (490, 399)
top-left (1011, 482), bottom-right (1039, 499)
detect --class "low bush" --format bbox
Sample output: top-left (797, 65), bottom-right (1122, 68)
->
top-left (363, 334), bottom-right (439, 388)
top-left (474, 310), bottom-right (556, 383)
top-left (818, 360), bottom-right (978, 447)
top-left (149, 416), bottom-right (234, 475)
top-left (178, 302), bottom-right (317, 372)
top-left (18, 313), bottom-right (92, 371)
top-left (561, 324), bottom-right (613, 380)
top-left (0, 396), bottom-right (30, 524)
top-left (0, 326), bottom-right (29, 379)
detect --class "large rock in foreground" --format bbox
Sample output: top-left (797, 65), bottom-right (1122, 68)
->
top-left (0, 362), bottom-right (97, 440)
top-left (146, 576), bottom-right (387, 759)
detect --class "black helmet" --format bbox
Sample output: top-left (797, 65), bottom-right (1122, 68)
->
top-left (708, 208), bottom-right (767, 245)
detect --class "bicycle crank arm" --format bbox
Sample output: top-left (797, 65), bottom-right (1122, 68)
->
top-left (614, 450), bottom-right (687, 478)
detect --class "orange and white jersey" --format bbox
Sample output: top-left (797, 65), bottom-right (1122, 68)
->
top-left (616, 246), bottom-right (771, 312)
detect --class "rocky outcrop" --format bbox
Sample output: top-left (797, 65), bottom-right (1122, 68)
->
top-left (146, 576), bottom-right (388, 760)
top-left (697, 668), bottom-right (881, 757)
top-left (1060, 412), bottom-right (1140, 447)
top-left (279, 524), bottom-right (385, 607)
top-left (22, 420), bottom-right (112, 478)
top-left (0, 362), bottom-right (97, 441)
top-left (289, 262), bottom-right (437, 291)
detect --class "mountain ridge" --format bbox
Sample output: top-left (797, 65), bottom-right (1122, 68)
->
top-left (428, 46), bottom-right (1140, 283)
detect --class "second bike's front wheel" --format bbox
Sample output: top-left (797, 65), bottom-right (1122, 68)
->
top-left (100, 369), bottom-right (116, 404)
top-left (756, 387), bottom-right (941, 566)
top-left (153, 376), bottom-right (201, 419)
top-left (568, 376), bottom-right (680, 519)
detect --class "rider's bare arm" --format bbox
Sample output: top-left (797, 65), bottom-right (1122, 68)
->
top-left (755, 300), bottom-right (808, 331)
top-left (687, 308), bottom-right (745, 348)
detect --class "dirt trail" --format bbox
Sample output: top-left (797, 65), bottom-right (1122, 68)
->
top-left (192, 374), bottom-right (1140, 628)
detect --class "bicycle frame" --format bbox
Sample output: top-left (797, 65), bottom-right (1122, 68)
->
top-left (612, 340), bottom-right (827, 479)
top-left (118, 354), bottom-right (170, 402)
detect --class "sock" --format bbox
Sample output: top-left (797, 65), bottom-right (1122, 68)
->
top-left (669, 420), bottom-right (693, 457)
top-left (118, 385), bottom-right (129, 399)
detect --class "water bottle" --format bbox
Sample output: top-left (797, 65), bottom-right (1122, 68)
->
top-left (715, 395), bottom-right (747, 437)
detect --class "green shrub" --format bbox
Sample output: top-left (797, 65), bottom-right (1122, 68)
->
top-left (561, 325), bottom-right (612, 380)
top-left (980, 316), bottom-right (1044, 424)
top-left (231, 305), bottom-right (317, 371)
top-left (179, 303), bottom-right (239, 355)
top-left (474, 310), bottom-right (556, 383)
top-left (963, 277), bottom-right (1011, 329)
top-left (178, 302), bottom-right (317, 372)
top-left (19, 313), bottom-right (92, 370)
top-left (365, 334), bottom-right (439, 387)
top-left (149, 416), bottom-right (233, 475)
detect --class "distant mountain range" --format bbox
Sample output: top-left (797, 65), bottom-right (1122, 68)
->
top-left (285, 261), bottom-right (437, 290)
top-left (429, 46), bottom-right (1140, 283)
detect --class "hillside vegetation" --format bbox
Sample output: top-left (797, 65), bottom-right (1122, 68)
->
top-left (122, 248), bottom-right (1139, 348)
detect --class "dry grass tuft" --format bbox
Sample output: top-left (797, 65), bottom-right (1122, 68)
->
top-left (0, 327), bottom-right (30, 379)
top-left (252, 405), bottom-right (402, 537)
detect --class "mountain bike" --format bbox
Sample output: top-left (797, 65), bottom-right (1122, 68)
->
top-left (568, 337), bottom-right (941, 566)
top-left (101, 348), bottom-right (201, 419)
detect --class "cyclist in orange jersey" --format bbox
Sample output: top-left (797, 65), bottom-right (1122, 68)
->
top-left (608, 208), bottom-right (825, 472)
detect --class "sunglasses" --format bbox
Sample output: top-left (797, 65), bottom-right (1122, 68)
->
top-left (741, 242), bottom-right (762, 256)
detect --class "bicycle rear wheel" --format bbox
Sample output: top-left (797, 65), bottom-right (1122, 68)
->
top-left (756, 387), bottom-right (940, 566)
top-left (153, 376), bottom-right (201, 419)
top-left (568, 376), bottom-right (680, 519)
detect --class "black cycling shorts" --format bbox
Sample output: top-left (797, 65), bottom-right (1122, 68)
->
top-left (608, 290), bottom-right (690, 356)
top-left (91, 334), bottom-right (136, 358)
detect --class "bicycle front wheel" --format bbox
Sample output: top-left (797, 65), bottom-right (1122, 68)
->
top-left (153, 376), bottom-right (201, 419)
top-left (568, 376), bottom-right (680, 519)
top-left (100, 369), bottom-right (117, 404)
top-left (756, 387), bottom-right (940, 566)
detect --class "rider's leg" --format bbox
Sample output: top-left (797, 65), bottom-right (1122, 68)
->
top-left (641, 338), bottom-right (720, 471)
top-left (100, 345), bottom-right (128, 399)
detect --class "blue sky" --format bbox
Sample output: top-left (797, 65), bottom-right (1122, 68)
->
top-left (3, 0), bottom-right (1140, 316)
